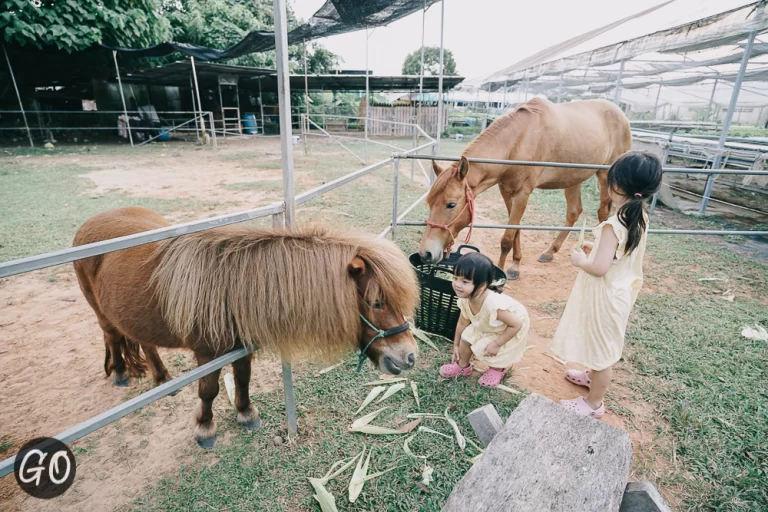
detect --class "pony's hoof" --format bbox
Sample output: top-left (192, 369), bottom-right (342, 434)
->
top-left (506, 269), bottom-right (520, 281)
top-left (537, 253), bottom-right (554, 263)
top-left (239, 418), bottom-right (261, 431)
top-left (237, 407), bottom-right (261, 431)
top-left (196, 435), bottom-right (217, 449)
top-left (113, 376), bottom-right (130, 387)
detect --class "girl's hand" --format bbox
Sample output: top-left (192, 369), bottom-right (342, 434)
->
top-left (581, 241), bottom-right (594, 255)
top-left (484, 342), bottom-right (500, 357)
top-left (451, 344), bottom-right (461, 363)
top-left (571, 248), bottom-right (587, 268)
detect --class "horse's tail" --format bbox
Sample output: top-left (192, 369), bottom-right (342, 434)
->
top-left (104, 336), bottom-right (147, 377)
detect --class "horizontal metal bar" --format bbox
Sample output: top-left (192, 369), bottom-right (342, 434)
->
top-left (380, 190), bottom-right (430, 238)
top-left (0, 347), bottom-right (254, 479)
top-left (398, 221), bottom-right (768, 237)
top-left (0, 203), bottom-right (284, 278)
top-left (395, 154), bottom-right (768, 176)
top-left (307, 131), bottom-right (405, 152)
top-left (296, 158), bottom-right (394, 206)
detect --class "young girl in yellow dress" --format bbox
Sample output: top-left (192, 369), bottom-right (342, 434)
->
top-left (439, 252), bottom-right (530, 388)
top-left (551, 151), bottom-right (662, 418)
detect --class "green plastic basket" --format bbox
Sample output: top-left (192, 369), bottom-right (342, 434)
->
top-left (409, 245), bottom-right (507, 340)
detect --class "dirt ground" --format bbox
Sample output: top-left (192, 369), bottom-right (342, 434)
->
top-left (0, 138), bottom-right (674, 510)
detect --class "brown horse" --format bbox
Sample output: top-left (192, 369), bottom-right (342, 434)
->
top-left (73, 207), bottom-right (419, 447)
top-left (419, 97), bottom-right (631, 279)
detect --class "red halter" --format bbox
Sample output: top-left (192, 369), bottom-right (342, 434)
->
top-left (425, 182), bottom-right (475, 255)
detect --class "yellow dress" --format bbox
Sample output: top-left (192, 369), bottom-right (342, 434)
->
top-left (550, 215), bottom-right (647, 371)
top-left (458, 291), bottom-right (530, 369)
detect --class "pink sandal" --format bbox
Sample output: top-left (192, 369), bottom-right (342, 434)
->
top-left (478, 367), bottom-right (508, 388)
top-left (565, 369), bottom-right (591, 389)
top-left (439, 362), bottom-right (472, 378)
top-left (559, 396), bottom-right (604, 419)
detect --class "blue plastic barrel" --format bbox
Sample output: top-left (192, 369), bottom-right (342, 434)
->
top-left (157, 129), bottom-right (171, 141)
top-left (242, 114), bottom-right (258, 134)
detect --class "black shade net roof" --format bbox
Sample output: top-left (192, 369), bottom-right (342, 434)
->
top-left (105, 0), bottom-right (441, 60)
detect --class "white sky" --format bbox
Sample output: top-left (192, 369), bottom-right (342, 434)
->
top-left (288, 0), bottom-right (673, 80)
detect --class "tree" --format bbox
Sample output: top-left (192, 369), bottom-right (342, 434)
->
top-left (402, 46), bottom-right (458, 76)
top-left (1, 0), bottom-right (171, 51)
top-left (160, 0), bottom-right (338, 72)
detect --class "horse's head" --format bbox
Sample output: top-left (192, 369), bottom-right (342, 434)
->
top-left (418, 156), bottom-right (473, 264)
top-left (347, 255), bottom-right (418, 375)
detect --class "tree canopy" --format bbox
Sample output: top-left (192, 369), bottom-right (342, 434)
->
top-left (402, 46), bottom-right (458, 76)
top-left (1, 0), bottom-right (339, 72)
top-left (1, 0), bottom-right (171, 51)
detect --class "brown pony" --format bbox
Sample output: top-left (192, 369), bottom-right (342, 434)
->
top-left (73, 207), bottom-right (419, 447)
top-left (419, 97), bottom-right (631, 279)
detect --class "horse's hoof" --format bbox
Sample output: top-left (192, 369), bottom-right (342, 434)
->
top-left (113, 377), bottom-right (130, 387)
top-left (506, 269), bottom-right (520, 281)
top-left (196, 435), bottom-right (217, 449)
top-left (537, 253), bottom-right (554, 263)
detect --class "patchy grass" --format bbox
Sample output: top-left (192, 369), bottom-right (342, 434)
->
top-left (0, 160), bottom-right (220, 262)
top-left (132, 348), bottom-right (523, 512)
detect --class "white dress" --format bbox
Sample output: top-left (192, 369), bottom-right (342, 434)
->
top-left (550, 215), bottom-right (647, 371)
top-left (458, 291), bottom-right (530, 368)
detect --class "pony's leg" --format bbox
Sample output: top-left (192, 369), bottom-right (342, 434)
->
top-left (143, 345), bottom-right (171, 385)
top-left (193, 350), bottom-right (221, 449)
top-left (539, 184), bottom-right (583, 262)
top-left (102, 325), bottom-right (130, 387)
top-left (596, 170), bottom-right (613, 222)
top-left (232, 353), bottom-right (260, 430)
top-left (498, 188), bottom-right (532, 280)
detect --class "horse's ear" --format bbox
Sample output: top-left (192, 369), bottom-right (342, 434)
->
top-left (457, 156), bottom-right (470, 181)
top-left (432, 160), bottom-right (444, 177)
top-left (348, 256), bottom-right (366, 276)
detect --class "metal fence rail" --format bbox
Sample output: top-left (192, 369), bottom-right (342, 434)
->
top-left (0, 347), bottom-right (252, 479)
top-left (387, 153), bottom-right (768, 242)
top-left (0, 202), bottom-right (284, 279)
top-left (396, 153), bottom-right (768, 176)
top-left (397, 221), bottom-right (768, 237)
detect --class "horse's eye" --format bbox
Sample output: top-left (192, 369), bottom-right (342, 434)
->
top-left (373, 301), bottom-right (384, 310)
top-left (447, 202), bottom-right (457, 209)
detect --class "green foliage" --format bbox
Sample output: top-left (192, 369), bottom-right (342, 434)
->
top-left (159, 1), bottom-right (338, 71)
top-left (1, 0), bottom-right (171, 51)
top-left (1, 0), bottom-right (339, 72)
top-left (402, 46), bottom-right (458, 76)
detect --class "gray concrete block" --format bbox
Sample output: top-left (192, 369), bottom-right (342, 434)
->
top-left (467, 404), bottom-right (504, 447)
top-left (442, 393), bottom-right (633, 512)
top-left (620, 482), bottom-right (671, 512)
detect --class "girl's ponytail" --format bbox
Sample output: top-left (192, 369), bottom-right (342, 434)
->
top-left (617, 194), bottom-right (647, 255)
top-left (607, 152), bottom-right (663, 255)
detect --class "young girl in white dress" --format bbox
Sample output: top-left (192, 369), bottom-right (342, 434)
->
top-left (551, 151), bottom-right (662, 418)
top-left (439, 252), bottom-right (529, 388)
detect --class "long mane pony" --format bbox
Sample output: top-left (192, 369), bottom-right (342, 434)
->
top-left (150, 226), bottom-right (418, 362)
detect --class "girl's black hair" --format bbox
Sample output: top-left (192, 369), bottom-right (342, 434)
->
top-left (607, 151), bottom-right (663, 255)
top-left (453, 252), bottom-right (503, 296)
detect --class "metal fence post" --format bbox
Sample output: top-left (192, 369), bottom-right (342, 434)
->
top-left (208, 112), bottom-right (217, 149)
top-left (272, 210), bottom-right (296, 436)
top-left (650, 144), bottom-right (669, 213)
top-left (700, 27), bottom-right (757, 215)
top-left (392, 158), bottom-right (400, 241)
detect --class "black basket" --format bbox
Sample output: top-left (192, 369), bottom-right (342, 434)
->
top-left (409, 245), bottom-right (507, 340)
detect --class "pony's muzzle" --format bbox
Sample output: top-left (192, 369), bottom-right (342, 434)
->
top-left (382, 352), bottom-right (416, 374)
